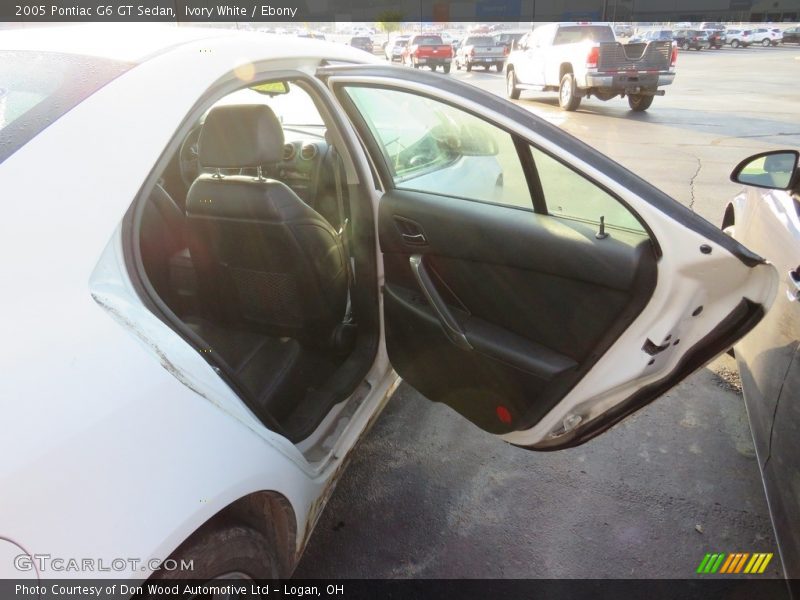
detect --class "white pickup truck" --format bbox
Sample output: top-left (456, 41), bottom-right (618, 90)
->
top-left (505, 23), bottom-right (677, 112)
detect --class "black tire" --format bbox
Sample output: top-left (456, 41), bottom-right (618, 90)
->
top-left (506, 69), bottom-right (520, 99)
top-left (628, 94), bottom-right (654, 112)
top-left (558, 72), bottom-right (581, 111)
top-left (762, 38), bottom-right (771, 47)
top-left (152, 524), bottom-right (279, 582)
top-left (443, 63), bottom-right (451, 74)
top-left (682, 41), bottom-right (689, 50)
top-left (455, 59), bottom-right (461, 70)
top-left (495, 63), bottom-right (503, 72)
top-left (466, 61), bottom-right (472, 72)
top-left (731, 39), bottom-right (740, 48)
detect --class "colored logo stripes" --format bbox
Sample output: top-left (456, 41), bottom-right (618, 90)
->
top-left (696, 552), bottom-right (773, 574)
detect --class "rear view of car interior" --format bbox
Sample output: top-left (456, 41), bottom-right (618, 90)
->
top-left (134, 79), bottom-right (377, 442)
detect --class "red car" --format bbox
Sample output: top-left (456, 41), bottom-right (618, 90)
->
top-left (403, 34), bottom-right (453, 73)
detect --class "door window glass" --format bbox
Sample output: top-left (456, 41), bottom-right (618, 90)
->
top-left (531, 147), bottom-right (646, 234)
top-left (343, 86), bottom-right (533, 209)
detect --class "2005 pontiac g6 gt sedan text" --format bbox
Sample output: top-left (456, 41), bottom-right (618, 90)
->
top-left (0, 25), bottom-right (778, 582)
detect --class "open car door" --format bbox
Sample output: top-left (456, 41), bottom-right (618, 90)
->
top-left (318, 65), bottom-right (777, 450)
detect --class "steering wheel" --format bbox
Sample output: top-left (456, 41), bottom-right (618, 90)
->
top-left (179, 125), bottom-right (203, 188)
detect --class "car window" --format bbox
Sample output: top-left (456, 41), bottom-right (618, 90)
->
top-left (466, 36), bottom-right (494, 46)
top-left (531, 147), bottom-right (646, 234)
top-left (553, 26), bottom-right (615, 45)
top-left (343, 86), bottom-right (532, 210)
top-left (0, 51), bottom-right (131, 165)
top-left (414, 36), bottom-right (443, 45)
top-left (211, 82), bottom-right (323, 127)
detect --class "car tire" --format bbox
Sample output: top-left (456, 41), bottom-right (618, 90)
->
top-left (456, 59), bottom-right (461, 70)
top-left (506, 69), bottom-right (520, 99)
top-left (466, 61), bottom-right (472, 72)
top-left (558, 72), bottom-right (581, 111)
top-left (731, 39), bottom-right (740, 48)
top-left (628, 94), bottom-right (654, 112)
top-left (443, 64), bottom-right (451, 74)
top-left (495, 63), bottom-right (503, 72)
top-left (682, 41), bottom-right (690, 50)
top-left (151, 523), bottom-right (280, 582)
top-left (762, 38), bottom-right (771, 47)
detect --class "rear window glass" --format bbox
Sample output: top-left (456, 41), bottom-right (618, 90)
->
top-left (351, 37), bottom-right (371, 43)
top-left (0, 51), bottom-right (131, 165)
top-left (553, 26), bottom-right (615, 45)
top-left (414, 36), bottom-right (443, 45)
top-left (465, 36), bottom-right (494, 46)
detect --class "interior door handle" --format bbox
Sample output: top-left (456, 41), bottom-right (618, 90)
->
top-left (402, 232), bottom-right (427, 245)
top-left (394, 216), bottom-right (428, 246)
top-left (409, 255), bottom-right (472, 351)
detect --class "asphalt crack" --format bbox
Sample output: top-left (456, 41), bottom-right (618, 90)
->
top-left (688, 155), bottom-right (702, 212)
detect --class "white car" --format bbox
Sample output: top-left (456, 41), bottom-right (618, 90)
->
top-left (726, 28), bottom-right (753, 47)
top-left (0, 25), bottom-right (777, 583)
top-left (722, 150), bottom-right (800, 578)
top-left (384, 35), bottom-right (410, 61)
top-left (750, 27), bottom-right (783, 46)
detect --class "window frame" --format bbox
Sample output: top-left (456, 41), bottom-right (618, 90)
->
top-left (333, 81), bottom-right (649, 237)
top-left (335, 82), bottom-right (545, 213)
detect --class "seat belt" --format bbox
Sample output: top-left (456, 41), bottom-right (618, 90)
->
top-left (331, 147), bottom-right (354, 323)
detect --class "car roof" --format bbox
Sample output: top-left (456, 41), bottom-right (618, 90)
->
top-left (0, 24), bottom-right (374, 64)
top-left (0, 24), bottom-right (233, 62)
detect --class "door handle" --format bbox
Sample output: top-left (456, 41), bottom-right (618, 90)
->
top-left (401, 232), bottom-right (427, 245)
top-left (394, 216), bottom-right (428, 246)
top-left (788, 268), bottom-right (800, 302)
top-left (409, 255), bottom-right (472, 351)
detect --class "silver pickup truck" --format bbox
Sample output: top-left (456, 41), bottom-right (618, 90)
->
top-left (505, 23), bottom-right (677, 112)
top-left (455, 35), bottom-right (507, 72)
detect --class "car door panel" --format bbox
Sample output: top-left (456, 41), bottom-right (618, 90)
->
top-left (319, 65), bottom-right (776, 449)
top-left (379, 189), bottom-right (657, 434)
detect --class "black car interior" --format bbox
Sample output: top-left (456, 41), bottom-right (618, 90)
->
top-left (137, 72), bottom-right (659, 443)
top-left (137, 83), bottom-right (368, 441)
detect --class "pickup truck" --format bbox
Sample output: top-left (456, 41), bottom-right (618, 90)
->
top-left (505, 23), bottom-right (677, 112)
top-left (402, 35), bottom-right (453, 73)
top-left (455, 35), bottom-right (507, 72)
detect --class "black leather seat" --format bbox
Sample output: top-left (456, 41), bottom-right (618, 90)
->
top-left (186, 105), bottom-right (348, 343)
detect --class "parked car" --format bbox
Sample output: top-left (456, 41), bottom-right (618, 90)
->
top-left (402, 34), bottom-right (453, 72)
top-left (751, 27), bottom-right (782, 46)
top-left (297, 31), bottom-right (326, 41)
top-left (349, 35), bottom-right (374, 53)
top-left (726, 28), bottom-right (753, 48)
top-left (703, 29), bottom-right (727, 49)
top-left (629, 29), bottom-right (674, 44)
top-left (673, 29), bottom-right (711, 50)
top-left (455, 34), bottom-right (507, 71)
top-left (493, 30), bottom-right (528, 52)
top-left (505, 23), bottom-right (677, 112)
top-left (0, 26), bottom-right (776, 584)
top-left (384, 35), bottom-right (410, 61)
top-left (614, 23), bottom-right (634, 37)
top-left (722, 149), bottom-right (800, 579)
top-left (782, 26), bottom-right (800, 44)
top-left (699, 22), bottom-right (727, 32)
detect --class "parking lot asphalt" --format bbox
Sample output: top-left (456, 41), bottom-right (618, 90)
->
top-left (294, 45), bottom-right (799, 578)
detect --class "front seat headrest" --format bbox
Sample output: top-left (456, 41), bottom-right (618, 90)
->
top-left (199, 104), bottom-right (284, 168)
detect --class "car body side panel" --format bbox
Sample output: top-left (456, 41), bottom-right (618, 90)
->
top-left (0, 35), bottom-right (391, 579)
top-left (731, 187), bottom-right (800, 577)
